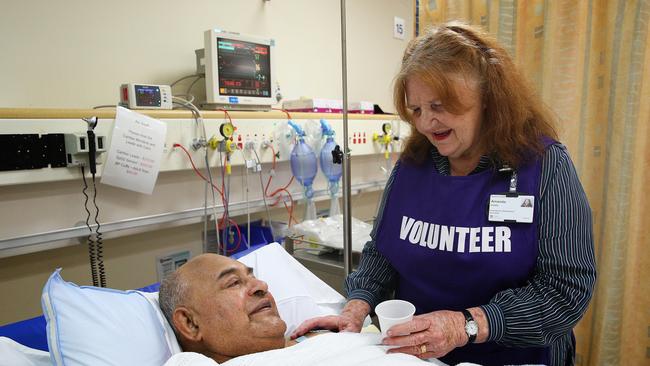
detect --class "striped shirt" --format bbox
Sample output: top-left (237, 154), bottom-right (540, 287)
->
top-left (345, 143), bottom-right (596, 366)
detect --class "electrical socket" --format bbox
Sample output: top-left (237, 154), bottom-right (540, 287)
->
top-left (191, 137), bottom-right (206, 151)
top-left (63, 133), bottom-right (106, 168)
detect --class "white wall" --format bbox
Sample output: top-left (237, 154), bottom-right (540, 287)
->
top-left (0, 0), bottom-right (413, 324)
top-left (0, 0), bottom-right (413, 111)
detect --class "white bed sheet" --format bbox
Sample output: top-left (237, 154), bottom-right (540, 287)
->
top-left (164, 333), bottom-right (448, 366)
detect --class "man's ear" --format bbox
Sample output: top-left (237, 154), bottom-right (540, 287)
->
top-left (173, 306), bottom-right (202, 342)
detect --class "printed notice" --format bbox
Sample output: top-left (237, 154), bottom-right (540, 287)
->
top-left (101, 106), bottom-right (167, 194)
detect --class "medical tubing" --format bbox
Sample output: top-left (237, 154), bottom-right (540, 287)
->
top-left (287, 120), bottom-right (305, 137)
top-left (252, 149), bottom-right (275, 239)
top-left (171, 96), bottom-right (207, 140)
top-left (81, 167), bottom-right (99, 287)
top-left (185, 75), bottom-right (205, 101)
top-left (91, 174), bottom-right (106, 287)
top-left (224, 218), bottom-right (242, 253)
top-left (174, 144), bottom-right (224, 195)
top-left (218, 149), bottom-right (228, 254)
top-left (203, 175), bottom-right (209, 251)
top-left (246, 170), bottom-right (251, 249)
top-left (170, 73), bottom-right (202, 88)
top-left (320, 119), bottom-right (334, 137)
top-left (271, 108), bottom-right (292, 120)
top-left (225, 156), bottom-right (232, 254)
top-left (240, 149), bottom-right (251, 249)
top-left (261, 144), bottom-right (296, 225)
top-left (223, 157), bottom-right (242, 252)
top-left (203, 151), bottom-right (222, 252)
top-left (216, 108), bottom-right (233, 125)
top-left (175, 143), bottom-right (235, 238)
top-left (217, 149), bottom-right (242, 254)
top-left (171, 98), bottom-right (226, 251)
top-left (172, 92), bottom-right (195, 103)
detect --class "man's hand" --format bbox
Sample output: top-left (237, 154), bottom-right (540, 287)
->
top-left (290, 299), bottom-right (370, 339)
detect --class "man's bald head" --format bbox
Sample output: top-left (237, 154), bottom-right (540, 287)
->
top-left (159, 254), bottom-right (286, 363)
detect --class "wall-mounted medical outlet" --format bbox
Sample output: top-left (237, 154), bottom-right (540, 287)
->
top-left (63, 133), bottom-right (107, 168)
top-left (0, 133), bottom-right (67, 171)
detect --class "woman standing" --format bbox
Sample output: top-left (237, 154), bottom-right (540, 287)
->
top-left (293, 21), bottom-right (596, 366)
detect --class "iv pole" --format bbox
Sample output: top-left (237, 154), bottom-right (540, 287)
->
top-left (340, 0), bottom-right (353, 275)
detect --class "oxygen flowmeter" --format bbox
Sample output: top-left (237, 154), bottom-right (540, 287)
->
top-left (208, 122), bottom-right (237, 174)
top-left (373, 122), bottom-right (395, 160)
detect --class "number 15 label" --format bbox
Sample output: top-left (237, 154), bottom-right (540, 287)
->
top-left (394, 17), bottom-right (406, 40)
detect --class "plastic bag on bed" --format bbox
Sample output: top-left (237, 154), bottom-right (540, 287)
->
top-left (289, 214), bottom-right (372, 252)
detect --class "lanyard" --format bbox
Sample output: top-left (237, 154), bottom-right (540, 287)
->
top-left (499, 165), bottom-right (518, 194)
top-left (509, 171), bottom-right (518, 193)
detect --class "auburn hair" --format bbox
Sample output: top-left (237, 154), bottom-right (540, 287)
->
top-left (394, 21), bottom-right (558, 168)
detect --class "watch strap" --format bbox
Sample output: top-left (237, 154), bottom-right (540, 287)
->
top-left (461, 309), bottom-right (477, 344)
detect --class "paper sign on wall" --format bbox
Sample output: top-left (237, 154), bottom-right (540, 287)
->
top-left (101, 106), bottom-right (167, 194)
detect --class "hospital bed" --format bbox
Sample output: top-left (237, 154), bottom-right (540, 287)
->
top-left (0, 244), bottom-right (262, 353)
top-left (1, 243), bottom-right (451, 366)
top-left (0, 243), bottom-right (348, 366)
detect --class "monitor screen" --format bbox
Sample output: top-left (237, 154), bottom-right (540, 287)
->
top-left (134, 85), bottom-right (161, 107)
top-left (217, 37), bottom-right (271, 98)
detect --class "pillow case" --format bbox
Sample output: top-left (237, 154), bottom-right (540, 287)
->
top-left (41, 269), bottom-right (178, 366)
top-left (237, 243), bottom-right (346, 335)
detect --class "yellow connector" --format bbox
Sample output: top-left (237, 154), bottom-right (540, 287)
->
top-left (373, 132), bottom-right (379, 141)
top-left (226, 162), bottom-right (232, 175)
top-left (382, 134), bottom-right (392, 144)
top-left (208, 136), bottom-right (220, 150)
top-left (225, 140), bottom-right (236, 153)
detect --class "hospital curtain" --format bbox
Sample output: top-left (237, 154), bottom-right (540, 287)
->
top-left (416, 1), bottom-right (650, 365)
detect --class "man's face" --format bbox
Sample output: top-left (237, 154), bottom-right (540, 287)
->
top-left (181, 254), bottom-right (286, 359)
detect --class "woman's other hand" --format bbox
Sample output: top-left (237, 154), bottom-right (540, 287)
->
top-left (382, 310), bottom-right (474, 359)
top-left (290, 299), bottom-right (370, 339)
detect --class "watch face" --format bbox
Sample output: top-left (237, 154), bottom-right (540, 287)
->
top-left (465, 320), bottom-right (478, 335)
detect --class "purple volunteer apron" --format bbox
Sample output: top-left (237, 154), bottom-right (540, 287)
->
top-left (375, 149), bottom-right (551, 366)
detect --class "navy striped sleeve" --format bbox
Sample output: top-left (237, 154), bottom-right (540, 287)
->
top-left (344, 162), bottom-right (400, 308)
top-left (480, 144), bottom-right (596, 351)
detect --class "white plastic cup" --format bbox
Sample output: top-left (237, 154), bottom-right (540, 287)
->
top-left (375, 299), bottom-right (416, 336)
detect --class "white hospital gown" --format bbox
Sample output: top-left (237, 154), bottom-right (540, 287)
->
top-left (164, 333), bottom-right (446, 366)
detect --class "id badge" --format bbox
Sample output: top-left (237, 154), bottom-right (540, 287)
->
top-left (488, 194), bottom-right (535, 223)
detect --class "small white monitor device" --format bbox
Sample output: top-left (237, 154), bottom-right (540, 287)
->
top-left (203, 29), bottom-right (275, 110)
top-left (120, 83), bottom-right (173, 110)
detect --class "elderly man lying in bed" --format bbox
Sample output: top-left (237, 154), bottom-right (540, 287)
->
top-left (159, 253), bottom-right (443, 366)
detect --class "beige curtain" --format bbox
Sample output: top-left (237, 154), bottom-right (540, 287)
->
top-left (416, 1), bottom-right (650, 365)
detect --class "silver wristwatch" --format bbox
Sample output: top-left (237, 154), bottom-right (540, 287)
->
top-left (461, 309), bottom-right (478, 343)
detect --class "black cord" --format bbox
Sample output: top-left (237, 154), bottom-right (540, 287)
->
top-left (91, 174), bottom-right (107, 287)
top-left (82, 116), bottom-right (106, 287)
top-left (81, 166), bottom-right (99, 287)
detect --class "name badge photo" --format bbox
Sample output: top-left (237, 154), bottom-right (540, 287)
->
top-left (488, 194), bottom-right (534, 223)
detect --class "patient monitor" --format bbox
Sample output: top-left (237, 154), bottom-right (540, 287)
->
top-left (200, 29), bottom-right (276, 111)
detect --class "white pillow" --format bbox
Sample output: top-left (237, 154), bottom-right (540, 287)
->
top-left (41, 270), bottom-right (177, 366)
top-left (237, 243), bottom-right (346, 335)
top-left (0, 337), bottom-right (50, 366)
